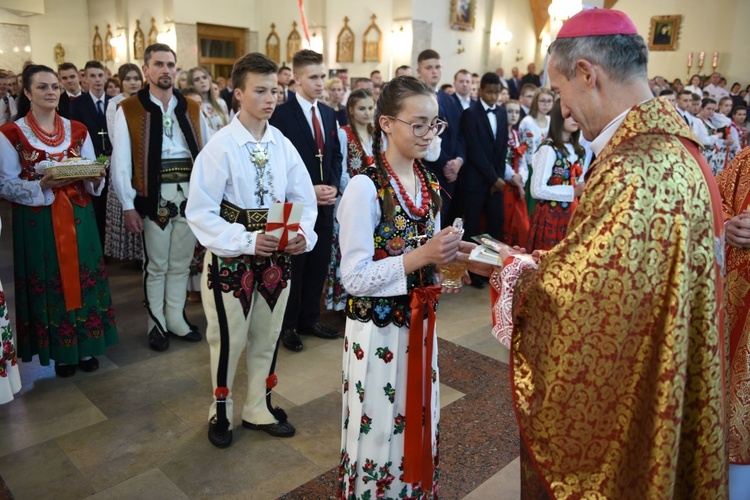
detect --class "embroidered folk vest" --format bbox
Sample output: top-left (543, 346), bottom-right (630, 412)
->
top-left (345, 166), bottom-right (438, 328)
top-left (119, 87), bottom-right (202, 217)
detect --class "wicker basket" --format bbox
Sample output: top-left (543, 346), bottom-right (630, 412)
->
top-left (43, 159), bottom-right (106, 180)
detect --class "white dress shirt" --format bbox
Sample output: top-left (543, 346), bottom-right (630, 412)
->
top-left (456, 93), bottom-right (472, 110)
top-left (295, 92), bottom-right (325, 143)
top-left (111, 91), bottom-right (211, 211)
top-left (338, 174), bottom-right (441, 298)
top-left (185, 116), bottom-right (318, 258)
top-left (704, 84), bottom-right (730, 102)
top-left (480, 99), bottom-right (498, 138)
top-left (0, 117), bottom-right (102, 206)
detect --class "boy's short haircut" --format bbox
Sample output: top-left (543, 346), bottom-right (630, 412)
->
top-left (417, 49), bottom-right (440, 63)
top-left (58, 62), bottom-right (78, 73)
top-left (232, 52), bottom-right (279, 91)
top-left (520, 83), bottom-right (538, 96)
top-left (659, 89), bottom-right (675, 96)
top-left (292, 49), bottom-right (324, 73)
top-left (480, 72), bottom-right (501, 88)
top-left (439, 83), bottom-right (453, 92)
top-left (278, 65), bottom-right (291, 74)
top-left (181, 86), bottom-right (201, 99)
top-left (84, 60), bottom-right (105, 73)
top-left (454, 69), bottom-right (471, 80)
top-left (691, 92), bottom-right (702, 101)
top-left (678, 90), bottom-right (693, 98)
top-left (370, 70), bottom-right (380, 78)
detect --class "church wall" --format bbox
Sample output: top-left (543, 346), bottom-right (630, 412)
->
top-left (613, 0), bottom-right (748, 84)
top-left (487, 0), bottom-right (538, 79)
top-left (0, 0), bottom-right (89, 71)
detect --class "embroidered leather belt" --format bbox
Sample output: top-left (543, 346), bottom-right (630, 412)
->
top-left (219, 199), bottom-right (267, 232)
top-left (159, 158), bottom-right (192, 183)
top-left (346, 292), bottom-right (438, 328)
top-left (537, 199), bottom-right (571, 209)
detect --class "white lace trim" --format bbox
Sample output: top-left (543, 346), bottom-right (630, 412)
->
top-left (490, 256), bottom-right (538, 348)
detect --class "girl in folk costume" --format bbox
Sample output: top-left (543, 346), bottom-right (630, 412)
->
top-left (698, 97), bottom-right (735, 175)
top-left (715, 96), bottom-right (742, 168)
top-left (0, 65), bottom-right (118, 378)
top-left (325, 89), bottom-right (375, 311)
top-left (502, 100), bottom-right (530, 248)
top-left (187, 67), bottom-right (229, 133)
top-left (337, 76), bottom-right (463, 499)
top-left (518, 88), bottom-right (554, 215)
top-left (528, 99), bottom-right (586, 252)
top-left (104, 63), bottom-right (144, 261)
top-left (0, 216), bottom-right (21, 404)
top-left (731, 105), bottom-right (748, 150)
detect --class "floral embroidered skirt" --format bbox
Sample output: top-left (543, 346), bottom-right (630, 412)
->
top-left (339, 318), bottom-right (440, 499)
top-left (0, 279), bottom-right (21, 404)
top-left (103, 173), bottom-right (143, 261)
top-left (325, 218), bottom-right (347, 311)
top-left (528, 200), bottom-right (574, 252)
top-left (12, 204), bottom-right (118, 366)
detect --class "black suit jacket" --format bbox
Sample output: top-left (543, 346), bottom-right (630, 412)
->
top-left (219, 87), bottom-right (233, 114)
top-left (424, 90), bottom-right (466, 184)
top-left (507, 77), bottom-right (522, 100)
top-left (270, 96), bottom-right (343, 225)
top-left (69, 92), bottom-right (112, 156)
top-left (457, 100), bottom-right (509, 192)
top-left (451, 93), bottom-right (474, 112)
top-left (521, 73), bottom-right (541, 88)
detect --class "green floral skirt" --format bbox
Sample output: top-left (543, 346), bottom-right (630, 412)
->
top-left (13, 203), bottom-right (118, 365)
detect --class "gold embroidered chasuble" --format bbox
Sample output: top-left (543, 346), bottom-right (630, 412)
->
top-left (717, 147), bottom-right (750, 464)
top-left (511, 98), bottom-right (728, 498)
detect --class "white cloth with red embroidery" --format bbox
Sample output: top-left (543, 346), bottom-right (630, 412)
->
top-left (489, 255), bottom-right (538, 349)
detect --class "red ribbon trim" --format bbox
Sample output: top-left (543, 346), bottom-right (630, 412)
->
top-left (265, 202), bottom-right (300, 251)
top-left (404, 285), bottom-right (441, 490)
top-left (51, 184), bottom-right (89, 311)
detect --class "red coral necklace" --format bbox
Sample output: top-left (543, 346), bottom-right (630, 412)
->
top-left (26, 110), bottom-right (65, 147)
top-left (381, 154), bottom-right (430, 217)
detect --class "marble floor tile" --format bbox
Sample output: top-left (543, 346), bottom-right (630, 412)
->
top-left (440, 382), bottom-right (466, 408)
top-left (0, 440), bottom-right (95, 499)
top-left (273, 339), bottom-right (344, 406)
top-left (0, 383), bottom-right (107, 457)
top-left (285, 391), bottom-right (344, 470)
top-left (55, 402), bottom-right (197, 492)
top-left (463, 456), bottom-right (521, 500)
top-left (452, 325), bottom-right (510, 364)
top-left (160, 431), bottom-right (323, 499)
top-left (86, 468), bottom-right (189, 500)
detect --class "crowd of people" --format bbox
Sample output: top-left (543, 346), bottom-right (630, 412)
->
top-left (0, 6), bottom-right (749, 497)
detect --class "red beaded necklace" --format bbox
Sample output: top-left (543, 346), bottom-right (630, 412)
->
top-left (381, 154), bottom-right (431, 218)
top-left (26, 110), bottom-right (65, 147)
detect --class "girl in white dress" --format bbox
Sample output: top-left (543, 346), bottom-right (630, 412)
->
top-left (187, 67), bottom-right (229, 133)
top-left (337, 76), bottom-right (463, 499)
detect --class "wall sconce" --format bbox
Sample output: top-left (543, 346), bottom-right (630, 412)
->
top-left (456, 39), bottom-right (465, 54)
top-left (497, 30), bottom-right (512, 47)
top-left (110, 27), bottom-right (127, 62)
top-left (548, 0), bottom-right (582, 22)
top-left (515, 49), bottom-right (523, 62)
top-left (309, 31), bottom-right (324, 54)
top-left (157, 26), bottom-right (176, 49)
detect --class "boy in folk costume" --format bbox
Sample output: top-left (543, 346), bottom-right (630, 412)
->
top-left (112, 43), bottom-right (211, 351)
top-left (185, 53), bottom-right (317, 448)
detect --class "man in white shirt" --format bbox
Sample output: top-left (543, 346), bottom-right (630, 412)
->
top-left (0, 71), bottom-right (17, 125)
top-left (704, 72), bottom-right (730, 101)
top-left (58, 63), bottom-right (82, 99)
top-left (452, 69), bottom-right (473, 110)
top-left (112, 43), bottom-right (211, 352)
top-left (186, 52), bottom-right (318, 448)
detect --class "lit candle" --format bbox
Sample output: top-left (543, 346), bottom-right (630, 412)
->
top-left (698, 51), bottom-right (705, 67)
top-left (712, 51), bottom-right (719, 68)
top-left (687, 52), bottom-right (693, 67)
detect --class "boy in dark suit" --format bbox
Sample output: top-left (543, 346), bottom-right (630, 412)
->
top-left (70, 60), bottom-right (111, 248)
top-left (269, 49), bottom-right (343, 352)
top-left (454, 72), bottom-right (509, 287)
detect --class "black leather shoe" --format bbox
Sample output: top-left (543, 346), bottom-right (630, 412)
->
top-left (54, 362), bottom-right (77, 378)
top-left (78, 357), bottom-right (99, 372)
top-left (148, 327), bottom-right (170, 352)
top-left (281, 329), bottom-right (303, 352)
top-left (208, 416), bottom-right (233, 448)
top-left (298, 322), bottom-right (339, 339)
top-left (242, 419), bottom-right (296, 438)
top-left (171, 330), bottom-right (202, 342)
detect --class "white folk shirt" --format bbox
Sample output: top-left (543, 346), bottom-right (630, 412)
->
top-left (111, 92), bottom-right (211, 211)
top-left (0, 117), bottom-right (102, 206)
top-left (338, 173), bottom-right (441, 298)
top-left (295, 92), bottom-right (325, 144)
top-left (185, 116), bottom-right (318, 258)
top-left (0, 95), bottom-right (17, 126)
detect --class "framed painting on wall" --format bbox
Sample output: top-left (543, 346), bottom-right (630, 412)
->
top-left (450, 0), bottom-right (475, 32)
top-left (648, 15), bottom-right (681, 51)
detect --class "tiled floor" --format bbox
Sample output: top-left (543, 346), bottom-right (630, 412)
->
top-left (0, 199), bottom-right (521, 499)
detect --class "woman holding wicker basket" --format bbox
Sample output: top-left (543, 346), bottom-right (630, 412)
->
top-left (0, 64), bottom-right (118, 378)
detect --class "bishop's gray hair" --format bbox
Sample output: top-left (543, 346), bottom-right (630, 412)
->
top-left (548, 34), bottom-right (649, 84)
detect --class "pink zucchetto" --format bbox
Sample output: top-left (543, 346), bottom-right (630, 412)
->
top-left (556, 8), bottom-right (639, 38)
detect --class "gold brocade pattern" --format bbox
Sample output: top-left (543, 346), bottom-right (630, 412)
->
top-left (512, 98), bottom-right (727, 498)
top-left (716, 148), bottom-right (750, 463)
